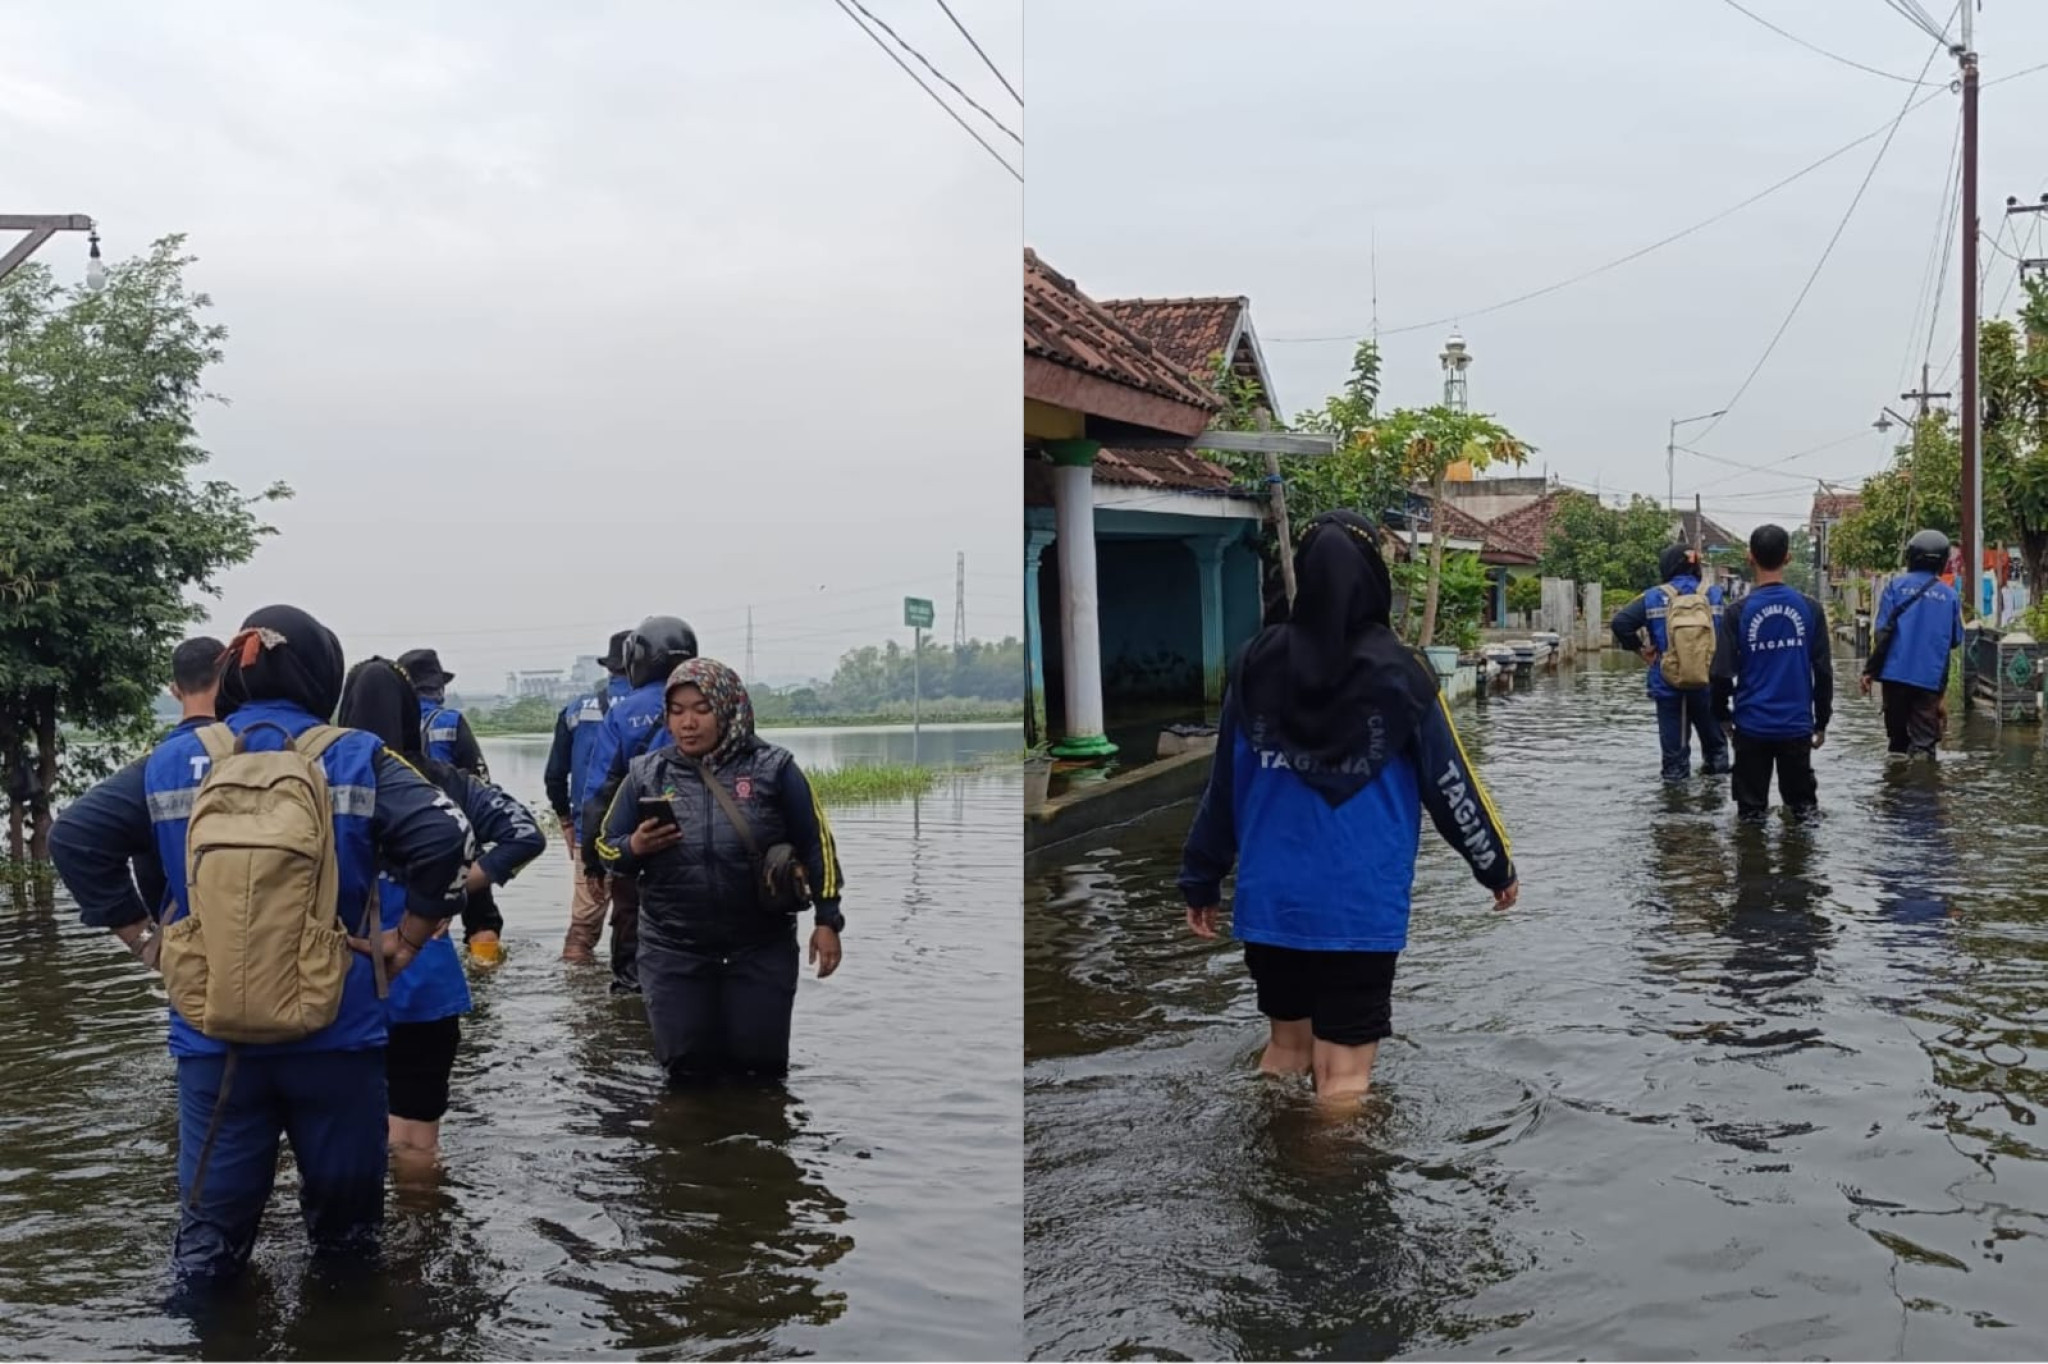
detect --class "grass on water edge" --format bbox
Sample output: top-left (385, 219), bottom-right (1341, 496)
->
top-left (805, 750), bottom-right (1022, 807)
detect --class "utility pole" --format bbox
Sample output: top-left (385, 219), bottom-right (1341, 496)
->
top-left (744, 607), bottom-right (755, 683)
top-left (953, 551), bottom-right (967, 649)
top-left (1902, 363), bottom-right (1950, 420)
top-left (0, 215), bottom-right (101, 287)
top-left (1959, 6), bottom-right (1982, 618)
top-left (1667, 409), bottom-right (1727, 511)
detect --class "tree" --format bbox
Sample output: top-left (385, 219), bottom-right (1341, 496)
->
top-left (1828, 415), bottom-right (1960, 574)
top-left (1506, 574), bottom-right (1543, 615)
top-left (0, 236), bottom-right (287, 860)
top-left (1277, 341), bottom-right (1411, 534)
top-left (1360, 406), bottom-right (1532, 645)
top-left (1208, 340), bottom-right (1410, 594)
top-left (1538, 493), bottom-right (1676, 594)
top-left (1982, 276), bottom-right (2048, 598)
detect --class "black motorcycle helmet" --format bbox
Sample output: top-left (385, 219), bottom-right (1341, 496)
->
top-left (1905, 528), bottom-right (1950, 575)
top-left (623, 615), bottom-right (699, 688)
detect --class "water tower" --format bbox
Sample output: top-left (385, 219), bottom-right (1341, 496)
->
top-left (1441, 332), bottom-right (1475, 480)
top-left (1440, 331), bottom-right (1472, 412)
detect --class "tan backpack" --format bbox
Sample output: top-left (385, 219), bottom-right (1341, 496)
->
top-left (157, 722), bottom-right (386, 1046)
top-left (1658, 582), bottom-right (1717, 691)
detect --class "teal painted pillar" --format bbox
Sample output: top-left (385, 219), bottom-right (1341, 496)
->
top-left (1025, 517), bottom-right (1055, 744)
top-left (1493, 568), bottom-right (1508, 626)
top-left (1186, 536), bottom-right (1227, 717)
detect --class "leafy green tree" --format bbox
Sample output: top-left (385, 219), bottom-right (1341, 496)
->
top-left (1360, 406), bottom-right (1531, 646)
top-left (1538, 493), bottom-right (1676, 595)
top-left (1506, 574), bottom-right (1543, 615)
top-left (1982, 276), bottom-right (2048, 596)
top-left (1828, 415), bottom-right (1959, 573)
top-left (0, 236), bottom-right (287, 860)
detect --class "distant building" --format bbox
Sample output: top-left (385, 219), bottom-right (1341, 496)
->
top-left (569, 655), bottom-right (605, 691)
top-left (505, 669), bottom-right (571, 701)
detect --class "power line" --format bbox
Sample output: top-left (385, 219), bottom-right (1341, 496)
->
top-left (1714, 0), bottom-right (1934, 83)
top-left (932, 0), bottom-right (1021, 106)
top-left (1686, 22), bottom-right (1952, 447)
top-left (1881, 0), bottom-right (1952, 45)
top-left (1678, 430), bottom-right (1879, 484)
top-left (1991, 212), bottom-right (2043, 318)
top-left (831, 0), bottom-right (1022, 183)
top-left (1895, 106), bottom-right (1963, 396)
top-left (1267, 84), bottom-right (1951, 345)
top-left (843, 0), bottom-right (1021, 145)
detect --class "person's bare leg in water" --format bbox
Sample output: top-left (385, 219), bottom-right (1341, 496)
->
top-left (1260, 1018), bottom-right (1312, 1076)
top-left (1311, 1040), bottom-right (1379, 1109)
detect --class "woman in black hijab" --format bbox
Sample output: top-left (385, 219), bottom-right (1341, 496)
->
top-left (338, 658), bottom-right (543, 1167)
top-left (216, 604), bottom-right (348, 721)
top-left (1178, 511), bottom-right (1521, 1106)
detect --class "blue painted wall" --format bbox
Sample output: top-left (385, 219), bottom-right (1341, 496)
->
top-left (1098, 539), bottom-right (1203, 712)
top-left (1222, 540), bottom-right (1263, 665)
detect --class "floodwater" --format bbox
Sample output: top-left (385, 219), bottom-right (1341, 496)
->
top-left (0, 724), bottom-right (1023, 1361)
top-left (1026, 655), bottom-right (2048, 1360)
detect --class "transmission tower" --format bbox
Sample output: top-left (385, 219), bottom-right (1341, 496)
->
top-left (953, 552), bottom-right (967, 648)
top-left (745, 606), bottom-right (755, 681)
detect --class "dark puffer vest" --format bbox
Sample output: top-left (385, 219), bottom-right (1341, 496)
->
top-left (626, 740), bottom-right (801, 952)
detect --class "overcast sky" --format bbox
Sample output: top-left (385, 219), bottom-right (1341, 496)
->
top-left (4, 0), bottom-right (1020, 689)
top-left (1025, 0), bottom-right (2048, 538)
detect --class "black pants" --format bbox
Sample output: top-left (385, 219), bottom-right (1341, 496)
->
top-left (1243, 942), bottom-right (1399, 1045)
top-left (1731, 733), bottom-right (1818, 819)
top-left (460, 884), bottom-right (503, 943)
top-left (1882, 682), bottom-right (1944, 756)
top-left (609, 877), bottom-right (641, 995)
top-left (641, 933), bottom-right (800, 1085)
top-left (386, 1017), bottom-right (462, 1122)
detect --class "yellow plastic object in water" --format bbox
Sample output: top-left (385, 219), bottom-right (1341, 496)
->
top-left (469, 938), bottom-right (503, 967)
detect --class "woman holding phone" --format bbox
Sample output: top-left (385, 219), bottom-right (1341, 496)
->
top-left (594, 657), bottom-right (846, 1087)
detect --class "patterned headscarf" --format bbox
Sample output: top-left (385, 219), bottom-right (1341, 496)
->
top-left (665, 657), bottom-right (756, 768)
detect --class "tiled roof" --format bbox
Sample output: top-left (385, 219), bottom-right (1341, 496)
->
top-left (1677, 510), bottom-right (1742, 549)
top-left (1094, 446), bottom-right (1244, 494)
top-left (1096, 297), bottom-right (1243, 384)
top-left (1024, 250), bottom-right (1221, 412)
top-left (1432, 497), bottom-right (1542, 564)
top-left (1489, 489), bottom-right (1575, 558)
top-left (1810, 490), bottom-right (1863, 521)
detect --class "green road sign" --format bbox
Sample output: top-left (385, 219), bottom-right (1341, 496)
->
top-left (904, 597), bottom-right (935, 630)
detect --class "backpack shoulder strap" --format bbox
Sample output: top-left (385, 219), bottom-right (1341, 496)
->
top-left (195, 723), bottom-right (237, 764)
top-left (294, 724), bottom-right (349, 764)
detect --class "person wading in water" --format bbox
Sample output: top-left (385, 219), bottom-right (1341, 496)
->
top-left (1179, 511), bottom-right (1519, 1107)
top-left (595, 657), bottom-right (845, 1087)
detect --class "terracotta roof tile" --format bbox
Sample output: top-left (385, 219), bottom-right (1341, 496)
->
top-left (1094, 446), bottom-right (1245, 494)
top-left (1024, 250), bottom-right (1220, 413)
top-left (1678, 510), bottom-right (1742, 549)
top-left (1096, 297), bottom-right (1243, 381)
top-left (1430, 497), bottom-right (1541, 564)
top-left (1490, 490), bottom-right (1575, 558)
top-left (1810, 491), bottom-right (1863, 521)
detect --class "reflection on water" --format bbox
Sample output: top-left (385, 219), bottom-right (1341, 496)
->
top-left (1026, 662), bottom-right (2048, 1359)
top-left (1, 728), bottom-right (1023, 1361)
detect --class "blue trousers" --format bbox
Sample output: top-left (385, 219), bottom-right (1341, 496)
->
top-left (1654, 690), bottom-right (1728, 780)
top-left (172, 1049), bottom-right (388, 1281)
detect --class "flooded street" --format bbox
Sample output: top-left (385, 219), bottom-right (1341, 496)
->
top-left (1, 726), bottom-right (1023, 1361)
top-left (1026, 656), bottom-right (2048, 1360)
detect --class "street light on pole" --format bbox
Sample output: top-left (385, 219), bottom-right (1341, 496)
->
top-left (1667, 409), bottom-right (1727, 510)
top-left (0, 215), bottom-right (101, 288)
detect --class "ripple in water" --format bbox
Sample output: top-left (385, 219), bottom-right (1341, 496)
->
top-left (1027, 659), bottom-right (2048, 1359)
top-left (1, 731), bottom-right (1024, 1361)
